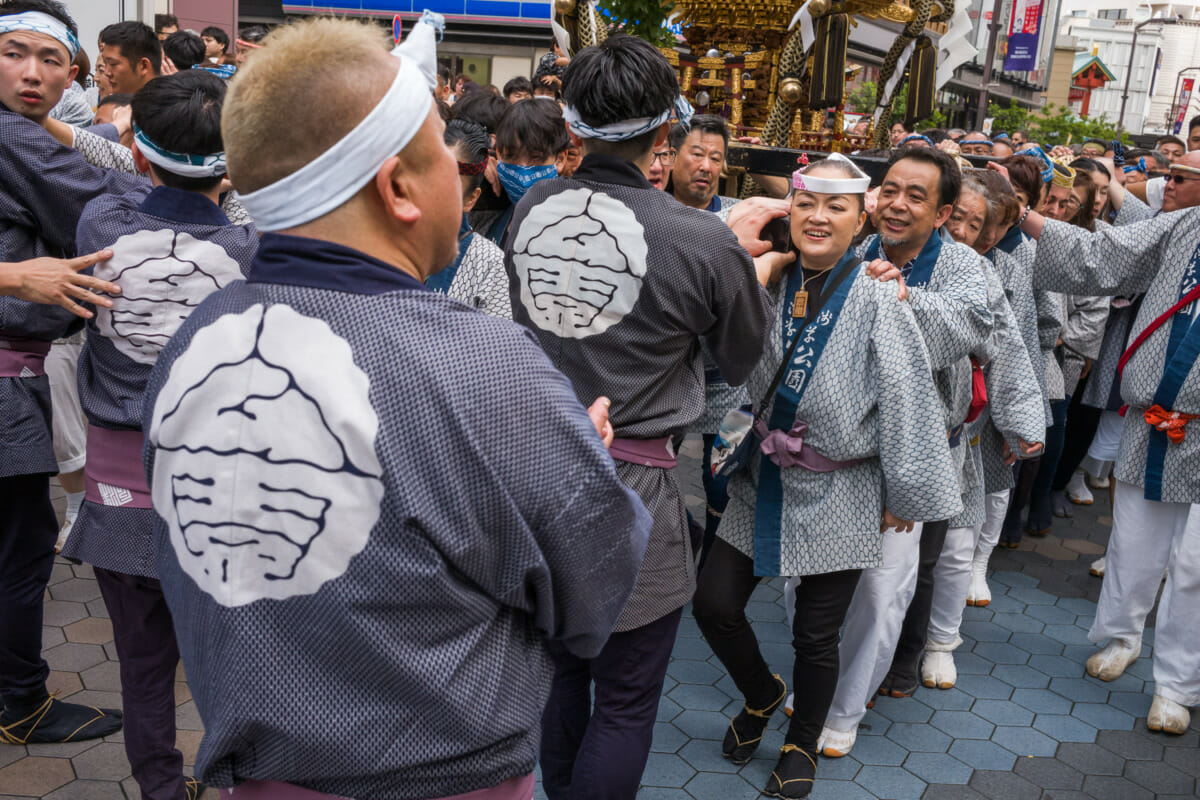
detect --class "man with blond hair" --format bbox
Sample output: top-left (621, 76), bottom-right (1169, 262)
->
top-left (142, 13), bottom-right (650, 799)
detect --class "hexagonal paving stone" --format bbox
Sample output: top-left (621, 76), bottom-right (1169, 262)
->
top-left (900, 752), bottom-right (972, 784)
top-left (990, 571), bottom-right (1039, 588)
top-left (62, 616), bottom-right (114, 645)
top-left (656, 696), bottom-right (682, 723)
top-left (1095, 728), bottom-right (1165, 761)
top-left (42, 641), bottom-right (107, 673)
top-left (952, 675), bottom-right (1013, 700)
top-left (987, 613), bottom-right (1045, 634)
top-left (1042, 624), bottom-right (1092, 646)
top-left (48, 577), bottom-right (102, 604)
top-left (989, 726), bottom-right (1059, 757)
top-left (1081, 774), bottom-right (1155, 800)
top-left (969, 699), bottom-right (1034, 727)
top-left (1163, 744), bottom-right (1200, 778)
top-left (971, 642), bottom-right (1030, 666)
top-left (873, 697), bottom-right (935, 724)
top-left (680, 769), bottom-right (754, 800)
top-left (79, 660), bottom-right (122, 693)
top-left (1032, 714), bottom-right (1098, 743)
top-left (947, 739), bottom-right (1018, 771)
top-left (1055, 741), bottom-right (1124, 777)
top-left (670, 709), bottom-right (729, 740)
top-left (671, 637), bottom-right (713, 661)
top-left (929, 710), bottom-right (994, 740)
top-left (84, 598), bottom-right (110, 619)
top-left (1012, 756), bottom-right (1085, 790)
top-left (952, 652), bottom-right (994, 676)
top-left (1123, 760), bottom-right (1196, 795)
top-left (667, 683), bottom-right (731, 713)
top-left (636, 789), bottom-right (691, 800)
top-left (809, 779), bottom-right (876, 800)
top-left (1005, 586), bottom-right (1058, 606)
top-left (1006, 632), bottom-right (1064, 656)
top-left (848, 733), bottom-right (908, 766)
top-left (1025, 653), bottom-right (1086, 678)
top-left (960, 620), bottom-right (1011, 643)
top-left (40, 600), bottom-right (88, 627)
top-left (921, 785), bottom-right (989, 800)
top-left (69, 741), bottom-right (131, 781)
top-left (639, 752), bottom-right (697, 789)
top-left (41, 625), bottom-right (66, 651)
top-left (42, 779), bottom-right (128, 799)
top-left (913, 686), bottom-right (974, 711)
top-left (0, 756), bottom-right (75, 796)
top-left (651, 722), bottom-right (688, 754)
top-left (1024, 604), bottom-right (1077, 626)
top-left (884, 722), bottom-right (951, 753)
top-left (967, 768), bottom-right (1041, 800)
top-left (667, 658), bottom-right (722, 686)
top-left (813, 754), bottom-right (862, 781)
top-left (857, 708), bottom-right (891, 737)
top-left (853, 765), bottom-right (926, 800)
top-left (1048, 676), bottom-right (1109, 704)
top-left (993, 664), bottom-right (1053, 690)
top-left (676, 739), bottom-right (739, 774)
top-left (1070, 701), bottom-right (1136, 732)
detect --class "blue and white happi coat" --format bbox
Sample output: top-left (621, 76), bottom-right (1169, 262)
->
top-left (718, 257), bottom-right (963, 578)
top-left (1034, 209), bottom-right (1200, 503)
top-left (144, 233), bottom-right (650, 797)
top-left (60, 186), bottom-right (258, 577)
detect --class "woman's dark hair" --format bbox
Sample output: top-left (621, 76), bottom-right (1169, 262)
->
top-left (445, 118), bottom-right (490, 194)
top-left (888, 146), bottom-right (961, 207)
top-left (1070, 157), bottom-right (1111, 181)
top-left (200, 26), bottom-right (229, 52)
top-left (1067, 170), bottom-right (1096, 232)
top-left (976, 168), bottom-right (1021, 229)
top-left (163, 31), bottom-right (205, 71)
top-left (561, 34), bottom-right (679, 158)
top-left (1000, 154), bottom-right (1046, 207)
top-left (495, 98), bottom-right (569, 162)
top-left (451, 90), bottom-right (508, 134)
top-left (131, 70), bottom-right (225, 191)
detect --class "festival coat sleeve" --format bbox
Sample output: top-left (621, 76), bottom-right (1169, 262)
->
top-left (905, 247), bottom-right (992, 370)
top-left (1032, 212), bottom-right (1194, 297)
top-left (73, 126), bottom-right (137, 174)
top-left (978, 261), bottom-right (1046, 446)
top-left (869, 280), bottom-right (963, 523)
top-left (701, 234), bottom-right (775, 387)
top-left (1114, 193), bottom-right (1155, 226)
top-left (0, 112), bottom-right (144, 254)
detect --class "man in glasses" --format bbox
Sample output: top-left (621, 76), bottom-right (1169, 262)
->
top-left (647, 145), bottom-right (673, 190)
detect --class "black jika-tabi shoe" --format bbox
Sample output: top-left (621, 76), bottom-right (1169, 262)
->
top-left (722, 673), bottom-right (787, 765)
top-left (183, 776), bottom-right (207, 800)
top-left (0, 693), bottom-right (122, 745)
top-left (762, 744), bottom-right (818, 799)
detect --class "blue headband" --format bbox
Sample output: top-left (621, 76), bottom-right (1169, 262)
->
top-left (1018, 146), bottom-right (1054, 183)
top-left (0, 10), bottom-right (80, 60)
top-left (193, 63), bottom-right (237, 81)
top-left (900, 134), bottom-right (934, 147)
top-left (134, 125), bottom-right (227, 178)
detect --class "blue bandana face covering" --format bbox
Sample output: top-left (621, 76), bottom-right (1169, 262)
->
top-left (496, 162), bottom-right (558, 203)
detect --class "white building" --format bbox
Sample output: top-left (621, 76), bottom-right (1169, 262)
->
top-left (1059, 1), bottom-right (1200, 134)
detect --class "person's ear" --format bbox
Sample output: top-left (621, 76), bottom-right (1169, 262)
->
top-left (375, 155), bottom-right (422, 225)
top-left (653, 120), bottom-right (671, 150)
top-left (130, 141), bottom-right (151, 175)
top-left (67, 64), bottom-right (79, 85)
top-left (555, 149), bottom-right (568, 174)
top-left (855, 209), bottom-right (867, 237)
top-left (462, 186), bottom-right (482, 214)
top-left (567, 128), bottom-right (584, 149)
top-left (933, 202), bottom-right (955, 229)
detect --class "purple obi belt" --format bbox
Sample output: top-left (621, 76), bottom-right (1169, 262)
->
top-left (84, 425), bottom-right (153, 509)
top-left (0, 338), bottom-right (51, 378)
top-left (752, 420), bottom-right (865, 472)
top-left (609, 436), bottom-right (678, 469)
top-left (219, 773), bottom-right (535, 800)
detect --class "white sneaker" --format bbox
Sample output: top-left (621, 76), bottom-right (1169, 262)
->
top-left (921, 648), bottom-right (958, 690)
top-left (818, 725), bottom-right (856, 758)
top-left (54, 512), bottom-right (77, 554)
top-left (1065, 470), bottom-right (1094, 505)
top-left (1147, 694), bottom-right (1191, 735)
top-left (1086, 638), bottom-right (1141, 682)
top-left (1089, 557), bottom-right (1106, 577)
top-left (966, 556), bottom-right (991, 607)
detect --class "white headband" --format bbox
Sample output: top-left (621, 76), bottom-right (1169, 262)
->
top-left (791, 153), bottom-right (871, 194)
top-left (134, 125), bottom-right (226, 179)
top-left (236, 11), bottom-right (443, 232)
top-left (562, 95), bottom-right (694, 142)
top-left (0, 10), bottom-right (80, 60)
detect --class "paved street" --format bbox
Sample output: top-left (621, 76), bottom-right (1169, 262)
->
top-left (2, 435), bottom-right (1198, 799)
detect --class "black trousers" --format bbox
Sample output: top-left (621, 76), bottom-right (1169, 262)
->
top-left (885, 520), bottom-right (950, 686)
top-left (0, 474), bottom-right (57, 706)
top-left (693, 538), bottom-right (861, 752)
top-left (1052, 391), bottom-right (1103, 491)
top-left (94, 568), bottom-right (184, 800)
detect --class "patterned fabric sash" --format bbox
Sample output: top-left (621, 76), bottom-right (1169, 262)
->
top-left (218, 773), bottom-right (535, 800)
top-left (427, 217), bottom-right (474, 294)
top-left (84, 426), bottom-right (152, 509)
top-left (1134, 239), bottom-right (1200, 501)
top-left (0, 338), bottom-right (50, 377)
top-left (865, 229), bottom-right (942, 289)
top-left (609, 437), bottom-right (677, 469)
top-left (753, 250), bottom-right (861, 577)
top-left (1144, 405), bottom-right (1200, 444)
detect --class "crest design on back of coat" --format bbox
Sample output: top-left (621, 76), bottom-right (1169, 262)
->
top-left (93, 228), bottom-right (244, 365)
top-left (148, 304), bottom-right (385, 607)
top-left (511, 187), bottom-right (648, 338)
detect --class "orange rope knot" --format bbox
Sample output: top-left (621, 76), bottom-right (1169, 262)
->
top-left (1144, 404), bottom-right (1200, 444)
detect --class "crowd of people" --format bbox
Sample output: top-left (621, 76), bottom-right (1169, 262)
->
top-left (1, 2), bottom-right (1199, 800)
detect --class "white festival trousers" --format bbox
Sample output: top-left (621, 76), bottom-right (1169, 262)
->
top-left (822, 523), bottom-right (923, 732)
top-left (1090, 480), bottom-right (1200, 706)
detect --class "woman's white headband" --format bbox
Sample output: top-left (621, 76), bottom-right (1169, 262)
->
top-left (0, 11), bottom-right (80, 60)
top-left (237, 11), bottom-right (444, 232)
top-left (791, 153), bottom-right (871, 194)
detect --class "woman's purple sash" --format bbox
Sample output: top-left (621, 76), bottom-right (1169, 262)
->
top-left (84, 425), bottom-right (152, 509)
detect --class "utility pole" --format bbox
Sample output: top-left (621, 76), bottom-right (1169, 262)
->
top-left (975, 0), bottom-right (1005, 132)
top-left (1118, 18), bottom-right (1178, 135)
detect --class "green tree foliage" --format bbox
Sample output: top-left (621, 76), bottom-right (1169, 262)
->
top-left (597, 0), bottom-right (678, 48)
top-left (847, 80), bottom-right (877, 114)
top-left (985, 99), bottom-right (1130, 145)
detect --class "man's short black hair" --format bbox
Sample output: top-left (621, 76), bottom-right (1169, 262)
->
top-left (503, 76), bottom-right (532, 99)
top-left (495, 98), bottom-right (570, 162)
top-left (888, 146), bottom-right (961, 208)
top-left (668, 114), bottom-right (728, 151)
top-left (201, 26), bottom-right (229, 53)
top-left (451, 90), bottom-right (509, 134)
top-left (100, 21), bottom-right (160, 73)
top-left (561, 33), bottom-right (678, 158)
top-left (921, 128), bottom-right (948, 144)
top-left (1155, 134), bottom-right (1185, 150)
top-left (163, 31), bottom-right (205, 71)
top-left (132, 70), bottom-right (225, 192)
top-left (0, 0), bottom-right (76, 37)
top-left (97, 92), bottom-right (132, 109)
top-left (154, 13), bottom-right (178, 32)
top-left (445, 118), bottom-right (490, 193)
top-left (1189, 115), bottom-right (1200, 134)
